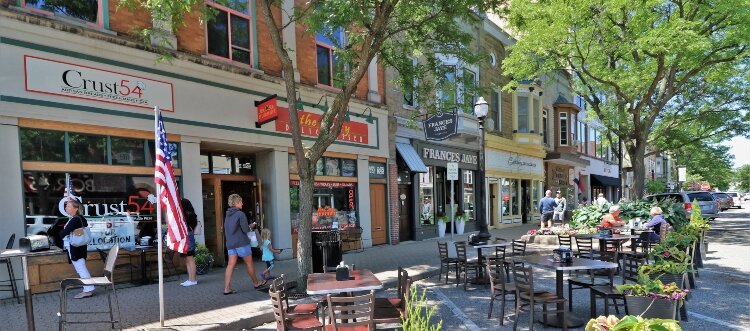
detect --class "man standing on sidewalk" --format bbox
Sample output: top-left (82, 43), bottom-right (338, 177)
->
top-left (538, 190), bottom-right (557, 229)
top-left (553, 190), bottom-right (567, 225)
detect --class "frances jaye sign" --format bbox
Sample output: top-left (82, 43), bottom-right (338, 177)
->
top-left (423, 113), bottom-right (458, 141)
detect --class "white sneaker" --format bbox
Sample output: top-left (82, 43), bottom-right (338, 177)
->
top-left (180, 280), bottom-right (198, 287)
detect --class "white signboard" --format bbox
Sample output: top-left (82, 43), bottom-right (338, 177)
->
top-left (88, 215), bottom-right (137, 251)
top-left (447, 162), bottom-right (459, 181)
top-left (678, 167), bottom-right (687, 182)
top-left (24, 55), bottom-right (175, 111)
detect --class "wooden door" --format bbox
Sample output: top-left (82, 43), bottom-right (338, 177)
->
top-left (370, 184), bottom-right (387, 245)
top-left (201, 177), bottom-right (224, 266)
top-left (398, 185), bottom-right (413, 242)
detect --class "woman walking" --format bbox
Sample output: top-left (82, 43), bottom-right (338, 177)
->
top-left (59, 199), bottom-right (95, 299)
top-left (223, 194), bottom-right (266, 294)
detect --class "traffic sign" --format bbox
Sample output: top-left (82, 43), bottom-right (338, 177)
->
top-left (447, 162), bottom-right (459, 181)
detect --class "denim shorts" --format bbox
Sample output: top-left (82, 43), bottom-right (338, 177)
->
top-left (227, 244), bottom-right (253, 258)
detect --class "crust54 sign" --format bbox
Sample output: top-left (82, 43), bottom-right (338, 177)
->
top-left (24, 55), bottom-right (175, 111)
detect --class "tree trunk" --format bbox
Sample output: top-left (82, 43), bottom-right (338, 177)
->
top-left (627, 140), bottom-right (648, 199)
top-left (296, 168), bottom-right (315, 290)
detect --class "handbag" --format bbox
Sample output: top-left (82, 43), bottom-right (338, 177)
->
top-left (69, 227), bottom-right (92, 247)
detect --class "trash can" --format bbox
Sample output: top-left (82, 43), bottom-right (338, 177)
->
top-left (312, 230), bottom-right (342, 273)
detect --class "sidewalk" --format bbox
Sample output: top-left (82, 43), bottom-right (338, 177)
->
top-left (0, 224), bottom-right (539, 330)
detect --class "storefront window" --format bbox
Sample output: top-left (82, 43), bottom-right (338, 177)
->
top-left (211, 155), bottom-right (232, 174)
top-left (342, 159), bottom-right (357, 177)
top-left (289, 181), bottom-right (358, 230)
top-left (531, 180), bottom-right (539, 214)
top-left (325, 158), bottom-right (341, 176)
top-left (501, 179), bottom-right (510, 217)
top-left (510, 179), bottom-right (518, 215)
top-left (22, 171), bottom-right (175, 250)
top-left (68, 133), bottom-right (107, 164)
top-left (111, 137), bottom-right (146, 166)
top-left (316, 159), bottom-right (325, 176)
top-left (235, 156), bottom-right (254, 175)
top-left (20, 128), bottom-right (66, 162)
top-left (462, 170), bottom-right (475, 221)
top-left (418, 167), bottom-right (434, 224)
top-left (200, 154), bottom-right (210, 174)
top-left (146, 140), bottom-right (180, 168)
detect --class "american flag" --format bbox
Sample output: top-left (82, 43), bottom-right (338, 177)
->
top-left (64, 173), bottom-right (79, 202)
top-left (154, 110), bottom-right (189, 253)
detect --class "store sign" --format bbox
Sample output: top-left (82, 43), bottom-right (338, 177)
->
top-left (423, 113), bottom-right (458, 141)
top-left (421, 146), bottom-right (478, 165)
top-left (447, 162), bottom-right (459, 181)
top-left (486, 150), bottom-right (543, 175)
top-left (275, 107), bottom-right (369, 145)
top-left (369, 162), bottom-right (386, 179)
top-left (254, 94), bottom-right (278, 127)
top-left (24, 55), bottom-right (174, 111)
top-left (289, 180), bottom-right (355, 188)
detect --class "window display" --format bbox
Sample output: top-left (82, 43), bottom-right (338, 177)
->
top-left (418, 167), bottom-right (434, 224)
top-left (290, 181), bottom-right (358, 230)
top-left (462, 170), bottom-right (475, 221)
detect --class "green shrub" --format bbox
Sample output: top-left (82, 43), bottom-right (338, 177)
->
top-left (402, 286), bottom-right (442, 331)
top-left (570, 204), bottom-right (610, 229)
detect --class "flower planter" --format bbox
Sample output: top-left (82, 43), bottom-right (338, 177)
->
top-left (438, 222), bottom-right (446, 238)
top-left (650, 273), bottom-right (686, 289)
top-left (455, 220), bottom-right (465, 234)
top-left (196, 263), bottom-right (212, 275)
top-left (625, 296), bottom-right (678, 319)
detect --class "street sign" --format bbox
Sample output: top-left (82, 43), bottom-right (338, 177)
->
top-left (678, 167), bottom-right (687, 182)
top-left (447, 162), bottom-right (459, 181)
top-left (700, 183), bottom-right (710, 191)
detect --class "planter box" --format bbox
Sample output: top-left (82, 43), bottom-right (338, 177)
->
top-left (625, 296), bottom-right (678, 319)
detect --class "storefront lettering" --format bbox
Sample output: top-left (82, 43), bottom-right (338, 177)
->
top-left (508, 155), bottom-right (537, 168)
top-left (276, 107), bottom-right (369, 145)
top-left (423, 113), bottom-right (458, 141)
top-left (422, 148), bottom-right (477, 165)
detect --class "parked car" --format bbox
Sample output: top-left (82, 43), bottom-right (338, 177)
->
top-left (644, 191), bottom-right (721, 220)
top-left (726, 192), bottom-right (743, 208)
top-left (25, 215), bottom-right (61, 236)
top-left (711, 192), bottom-right (733, 211)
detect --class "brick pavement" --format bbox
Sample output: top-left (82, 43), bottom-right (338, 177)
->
top-left (0, 224), bottom-right (539, 330)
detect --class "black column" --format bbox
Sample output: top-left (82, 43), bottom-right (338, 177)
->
top-left (475, 117), bottom-right (491, 243)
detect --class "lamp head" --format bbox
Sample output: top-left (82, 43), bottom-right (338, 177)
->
top-left (474, 96), bottom-right (489, 118)
top-left (295, 91), bottom-right (304, 110)
top-left (364, 108), bottom-right (375, 124)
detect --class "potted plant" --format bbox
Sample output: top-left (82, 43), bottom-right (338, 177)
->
top-left (617, 273), bottom-right (689, 319)
top-left (454, 205), bottom-right (466, 235)
top-left (194, 244), bottom-right (215, 275)
top-left (436, 212), bottom-right (447, 238)
top-left (585, 315), bottom-right (682, 331)
top-left (639, 259), bottom-right (690, 289)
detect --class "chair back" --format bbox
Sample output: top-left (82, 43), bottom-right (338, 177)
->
top-left (438, 241), bottom-right (449, 261)
top-left (603, 239), bottom-right (621, 253)
top-left (397, 267), bottom-right (410, 303)
top-left (622, 253), bottom-right (647, 284)
top-left (557, 234), bottom-right (573, 248)
top-left (271, 274), bottom-right (292, 307)
top-left (511, 240), bottom-right (526, 257)
top-left (327, 290), bottom-right (375, 330)
top-left (268, 287), bottom-right (288, 331)
top-left (104, 244), bottom-right (120, 276)
top-left (454, 241), bottom-right (468, 262)
top-left (511, 263), bottom-right (535, 298)
top-left (486, 261), bottom-right (509, 293)
top-left (6, 234), bottom-right (15, 249)
top-left (574, 236), bottom-right (595, 259)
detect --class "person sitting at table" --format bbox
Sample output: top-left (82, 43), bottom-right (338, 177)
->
top-left (643, 206), bottom-right (668, 241)
top-left (600, 205), bottom-right (625, 229)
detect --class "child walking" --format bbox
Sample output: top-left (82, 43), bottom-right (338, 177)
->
top-left (260, 228), bottom-right (282, 281)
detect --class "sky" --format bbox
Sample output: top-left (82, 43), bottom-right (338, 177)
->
top-left (724, 136), bottom-right (750, 168)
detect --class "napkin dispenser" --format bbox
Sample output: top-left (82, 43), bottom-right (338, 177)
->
top-left (598, 229), bottom-right (612, 237)
top-left (335, 261), bottom-right (350, 281)
top-left (19, 235), bottom-right (50, 253)
top-left (553, 245), bottom-right (573, 263)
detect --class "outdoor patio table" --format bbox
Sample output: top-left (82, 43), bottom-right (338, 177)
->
top-left (513, 255), bottom-right (618, 328)
top-left (577, 233), bottom-right (642, 254)
top-left (0, 247), bottom-right (63, 331)
top-left (307, 269), bottom-right (383, 295)
top-left (469, 240), bottom-right (512, 284)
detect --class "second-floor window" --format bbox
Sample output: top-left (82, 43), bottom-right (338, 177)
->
top-left (206, 0), bottom-right (253, 65)
top-left (559, 112), bottom-right (568, 145)
top-left (436, 56), bottom-right (478, 114)
top-left (517, 95), bottom-right (530, 133)
top-left (23, 0), bottom-right (102, 26)
top-left (542, 110), bottom-right (548, 145)
top-left (490, 89), bottom-right (501, 132)
top-left (317, 28), bottom-right (346, 88)
top-left (403, 58), bottom-right (418, 107)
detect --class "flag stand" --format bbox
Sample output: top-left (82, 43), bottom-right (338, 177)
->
top-left (154, 107), bottom-right (165, 327)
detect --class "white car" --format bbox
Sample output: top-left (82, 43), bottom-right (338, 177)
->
top-left (25, 215), bottom-right (62, 236)
top-left (726, 192), bottom-right (742, 208)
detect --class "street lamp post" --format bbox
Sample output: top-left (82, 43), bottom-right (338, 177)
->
top-left (473, 97), bottom-right (491, 244)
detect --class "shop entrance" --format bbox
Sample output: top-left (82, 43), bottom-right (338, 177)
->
top-left (201, 175), bottom-right (259, 266)
top-left (370, 184), bottom-right (387, 245)
top-left (521, 180), bottom-right (531, 224)
top-left (398, 185), bottom-right (413, 242)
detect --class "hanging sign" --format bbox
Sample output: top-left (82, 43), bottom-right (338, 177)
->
top-left (423, 113), bottom-right (458, 141)
top-left (276, 108), bottom-right (369, 145)
top-left (254, 94), bottom-right (278, 127)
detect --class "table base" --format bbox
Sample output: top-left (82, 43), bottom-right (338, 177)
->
top-left (537, 314), bottom-right (585, 328)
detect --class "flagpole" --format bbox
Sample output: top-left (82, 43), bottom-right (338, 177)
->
top-left (155, 106), bottom-right (165, 327)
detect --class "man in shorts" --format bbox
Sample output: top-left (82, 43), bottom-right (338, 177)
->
top-left (538, 190), bottom-right (557, 229)
top-left (553, 191), bottom-right (567, 225)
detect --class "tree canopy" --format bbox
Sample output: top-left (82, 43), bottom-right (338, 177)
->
top-left (735, 165), bottom-right (750, 192)
top-left (502, 0), bottom-right (750, 198)
top-left (672, 143), bottom-right (735, 191)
